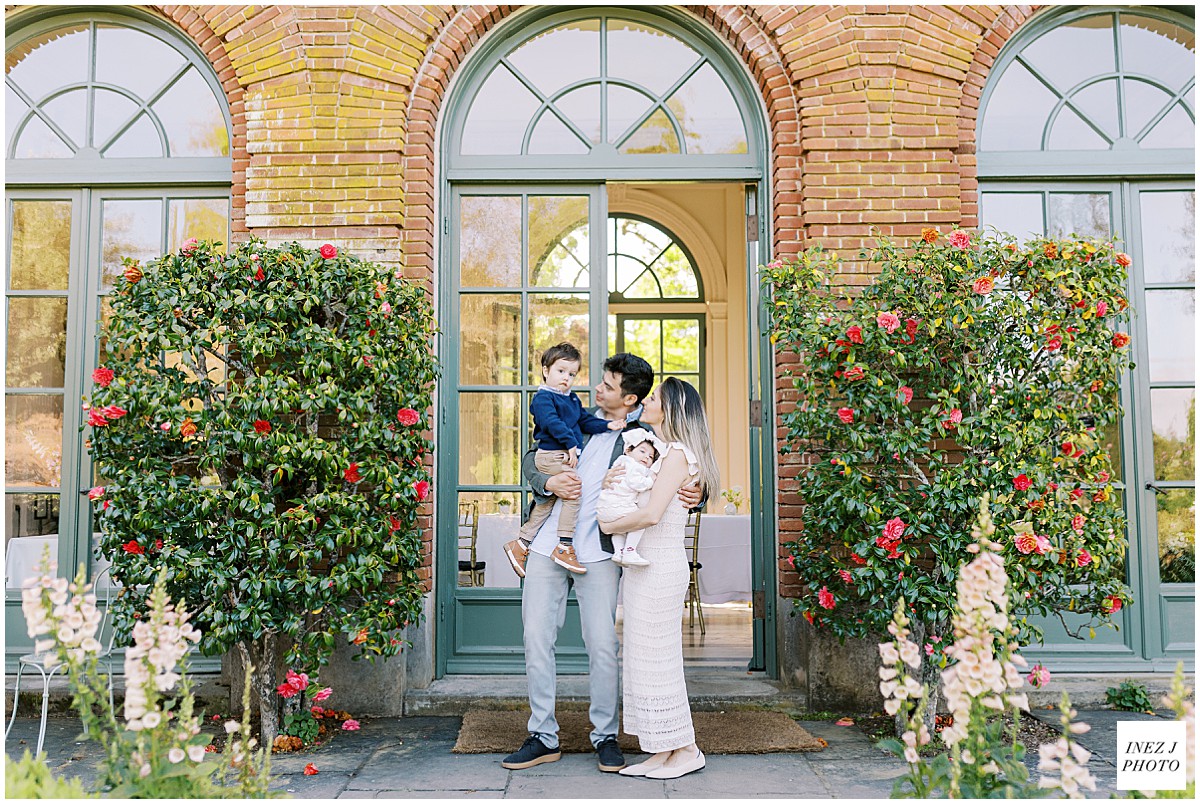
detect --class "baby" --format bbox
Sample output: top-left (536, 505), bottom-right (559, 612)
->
top-left (598, 429), bottom-right (662, 567)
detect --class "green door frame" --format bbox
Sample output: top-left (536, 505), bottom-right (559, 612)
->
top-left (435, 5), bottom-right (775, 678)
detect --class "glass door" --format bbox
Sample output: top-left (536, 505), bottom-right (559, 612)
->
top-left (439, 185), bottom-right (606, 673)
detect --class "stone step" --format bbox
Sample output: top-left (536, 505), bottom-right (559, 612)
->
top-left (404, 669), bottom-right (808, 716)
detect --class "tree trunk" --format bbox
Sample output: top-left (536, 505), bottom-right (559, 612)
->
top-left (241, 633), bottom-right (284, 747)
top-left (895, 619), bottom-right (946, 739)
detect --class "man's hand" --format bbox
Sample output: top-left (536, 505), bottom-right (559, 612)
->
top-left (677, 481), bottom-right (702, 509)
top-left (602, 463), bottom-right (627, 490)
top-left (546, 471), bottom-right (582, 500)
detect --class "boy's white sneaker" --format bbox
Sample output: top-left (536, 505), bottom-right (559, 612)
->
top-left (619, 547), bottom-right (649, 567)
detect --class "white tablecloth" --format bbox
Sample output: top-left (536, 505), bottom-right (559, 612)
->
top-left (463, 512), bottom-right (752, 603)
top-left (5, 534), bottom-right (114, 589)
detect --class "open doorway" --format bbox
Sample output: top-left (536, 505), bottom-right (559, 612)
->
top-left (607, 182), bottom-right (754, 671)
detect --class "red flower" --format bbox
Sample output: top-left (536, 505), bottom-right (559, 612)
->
top-left (837, 569), bottom-right (853, 584)
top-left (344, 463), bottom-right (362, 483)
top-left (1076, 549), bottom-right (1093, 567)
top-left (180, 418), bottom-right (197, 438)
top-left (898, 386), bottom-right (913, 405)
top-left (784, 555), bottom-right (795, 570)
top-left (947, 230), bottom-right (971, 249)
top-left (1047, 482), bottom-right (1059, 492)
top-left (802, 611), bottom-right (815, 625)
top-left (817, 586), bottom-right (835, 610)
top-left (92, 367), bottom-right (115, 387)
top-left (1096, 471), bottom-right (1110, 484)
top-left (253, 267), bottom-right (265, 282)
top-left (87, 486), bottom-right (105, 501)
top-left (905, 318), bottom-right (920, 340)
top-left (277, 682), bottom-right (300, 698)
top-left (97, 405), bottom-right (127, 421)
top-left (253, 420), bottom-right (271, 434)
top-left (319, 244), bottom-right (338, 260)
top-left (303, 763), bottom-right (319, 776)
top-left (943, 408), bottom-right (962, 430)
top-left (181, 237), bottom-right (199, 255)
top-left (1102, 595), bottom-right (1122, 614)
top-left (396, 408), bottom-right (420, 426)
top-left (1060, 441), bottom-right (1075, 456)
top-left (1095, 301), bottom-right (1108, 317)
top-left (1013, 474), bottom-right (1032, 491)
top-left (87, 409), bottom-right (110, 427)
top-left (921, 227), bottom-right (939, 244)
top-left (836, 407), bottom-right (854, 424)
top-left (124, 263), bottom-right (143, 283)
top-left (1072, 514), bottom-right (1086, 532)
top-left (1114, 252), bottom-right (1131, 267)
top-left (846, 326), bottom-right (863, 344)
top-left (843, 366), bottom-right (865, 382)
top-left (122, 540), bottom-right (144, 555)
top-left (882, 517), bottom-right (906, 543)
top-left (972, 276), bottom-right (995, 295)
top-left (413, 479), bottom-right (430, 501)
top-left (388, 515), bottom-right (401, 533)
top-left (849, 552), bottom-right (867, 565)
top-left (1069, 487), bottom-right (1083, 501)
top-left (1074, 299), bottom-right (1087, 309)
top-left (154, 538), bottom-right (163, 551)
top-left (1045, 336), bottom-right (1063, 352)
top-left (1111, 332), bottom-right (1130, 348)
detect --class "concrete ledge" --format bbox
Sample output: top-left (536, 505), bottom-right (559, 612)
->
top-left (4, 673), bottom-right (230, 718)
top-left (403, 670), bottom-right (807, 716)
top-left (1024, 673), bottom-right (1191, 710)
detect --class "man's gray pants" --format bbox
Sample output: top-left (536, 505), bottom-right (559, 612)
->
top-left (522, 551), bottom-right (620, 749)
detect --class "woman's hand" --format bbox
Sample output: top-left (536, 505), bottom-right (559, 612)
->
top-left (603, 463), bottom-right (627, 490)
top-left (677, 481), bottom-right (702, 509)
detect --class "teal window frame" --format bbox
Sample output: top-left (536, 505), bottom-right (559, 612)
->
top-left (978, 5), bottom-right (1195, 670)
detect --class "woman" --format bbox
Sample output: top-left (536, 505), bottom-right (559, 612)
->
top-left (598, 377), bottom-right (719, 780)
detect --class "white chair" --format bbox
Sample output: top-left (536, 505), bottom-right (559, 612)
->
top-left (6, 565), bottom-right (118, 756)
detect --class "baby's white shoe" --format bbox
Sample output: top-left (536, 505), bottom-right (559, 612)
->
top-left (619, 547), bottom-right (649, 567)
top-left (610, 549), bottom-right (624, 566)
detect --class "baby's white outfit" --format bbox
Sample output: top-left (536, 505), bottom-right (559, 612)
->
top-left (598, 430), bottom-right (662, 558)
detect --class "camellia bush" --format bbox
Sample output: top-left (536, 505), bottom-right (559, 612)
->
top-left (765, 227), bottom-right (1135, 721)
top-left (86, 237), bottom-right (437, 744)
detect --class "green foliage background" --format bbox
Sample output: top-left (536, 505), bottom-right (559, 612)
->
top-left (87, 238), bottom-right (437, 672)
top-left (765, 230), bottom-right (1135, 645)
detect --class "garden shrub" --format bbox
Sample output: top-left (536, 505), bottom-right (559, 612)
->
top-left (5, 751), bottom-right (94, 798)
top-left (764, 228), bottom-right (1135, 720)
top-left (85, 238), bottom-right (437, 743)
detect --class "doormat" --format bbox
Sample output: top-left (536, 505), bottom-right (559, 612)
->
top-left (453, 709), bottom-right (826, 754)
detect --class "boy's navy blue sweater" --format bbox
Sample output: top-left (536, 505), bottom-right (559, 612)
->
top-left (530, 387), bottom-right (612, 451)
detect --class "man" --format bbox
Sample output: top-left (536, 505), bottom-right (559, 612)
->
top-left (501, 353), bottom-right (702, 773)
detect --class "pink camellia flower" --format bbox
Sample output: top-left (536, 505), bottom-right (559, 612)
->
top-left (341, 719), bottom-right (361, 731)
top-left (785, 555), bottom-right (796, 570)
top-left (924, 643), bottom-right (935, 655)
top-left (92, 367), bottom-right (115, 387)
top-left (413, 480), bottom-right (431, 501)
top-left (286, 670), bottom-right (309, 691)
top-left (319, 243), bottom-right (338, 260)
top-left (344, 463), bottom-right (362, 483)
top-left (1045, 336), bottom-right (1063, 352)
top-left (838, 569), bottom-right (853, 584)
top-left (1027, 664), bottom-right (1051, 688)
top-left (159, 422), bottom-right (171, 432)
top-left (817, 586), bottom-right (835, 610)
top-left (310, 706), bottom-right (324, 717)
top-left (276, 681), bottom-right (300, 699)
top-left (87, 486), bottom-right (106, 501)
top-left (1114, 252), bottom-right (1131, 267)
top-left (98, 404), bottom-right (128, 421)
top-left (846, 325), bottom-right (864, 344)
top-left (843, 366), bottom-right (865, 381)
top-left (836, 407), bottom-right (854, 424)
top-left (303, 763), bottom-right (319, 776)
top-left (87, 409), bottom-right (110, 427)
top-left (313, 687), bottom-right (333, 702)
top-left (1076, 549), bottom-right (1093, 567)
top-left (876, 311), bottom-right (900, 333)
top-left (1034, 534), bottom-right (1051, 555)
top-left (882, 517), bottom-right (906, 543)
top-left (381, 301), bottom-right (392, 316)
top-left (943, 408), bottom-right (962, 430)
top-left (396, 408), bottom-right (420, 426)
top-left (1072, 514), bottom-right (1086, 533)
top-left (1095, 301), bottom-right (1109, 317)
top-left (1013, 474), bottom-right (1032, 491)
top-left (972, 276), bottom-right (995, 295)
top-left (1015, 532), bottom-right (1039, 555)
top-left (1102, 594), bottom-right (1122, 614)
top-left (898, 386), bottom-right (913, 405)
top-left (1096, 471), bottom-right (1110, 484)
top-left (947, 229), bottom-right (972, 249)
top-left (181, 237), bottom-right (199, 255)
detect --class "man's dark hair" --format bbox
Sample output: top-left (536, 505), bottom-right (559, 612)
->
top-left (541, 342), bottom-right (582, 370)
top-left (604, 353), bottom-right (654, 404)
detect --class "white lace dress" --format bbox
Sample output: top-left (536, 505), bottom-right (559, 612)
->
top-left (621, 442), bottom-right (697, 753)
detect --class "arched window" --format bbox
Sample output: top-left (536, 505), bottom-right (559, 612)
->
top-left (5, 10), bottom-right (231, 625)
top-left (608, 216), bottom-right (702, 300)
top-left (978, 6), bottom-right (1194, 667)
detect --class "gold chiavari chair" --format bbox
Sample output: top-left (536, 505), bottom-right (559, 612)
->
top-left (683, 511), bottom-right (705, 634)
top-left (458, 502), bottom-right (485, 587)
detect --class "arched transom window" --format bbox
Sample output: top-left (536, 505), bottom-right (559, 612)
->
top-left (608, 217), bottom-right (701, 301)
top-left (6, 19), bottom-right (229, 160)
top-left (981, 9), bottom-right (1194, 152)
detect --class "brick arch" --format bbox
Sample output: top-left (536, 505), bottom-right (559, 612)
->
top-left (143, 5), bottom-right (249, 233)
top-left (398, 4), bottom-right (802, 286)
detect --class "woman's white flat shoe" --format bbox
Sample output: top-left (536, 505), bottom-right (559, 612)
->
top-left (618, 758), bottom-right (667, 776)
top-left (644, 750), bottom-right (705, 779)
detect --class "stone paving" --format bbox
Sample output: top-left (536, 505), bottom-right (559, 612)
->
top-left (3, 708), bottom-right (1173, 798)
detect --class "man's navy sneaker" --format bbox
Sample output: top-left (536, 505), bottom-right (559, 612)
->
top-left (595, 735), bottom-right (625, 772)
top-left (501, 734), bottom-right (562, 769)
